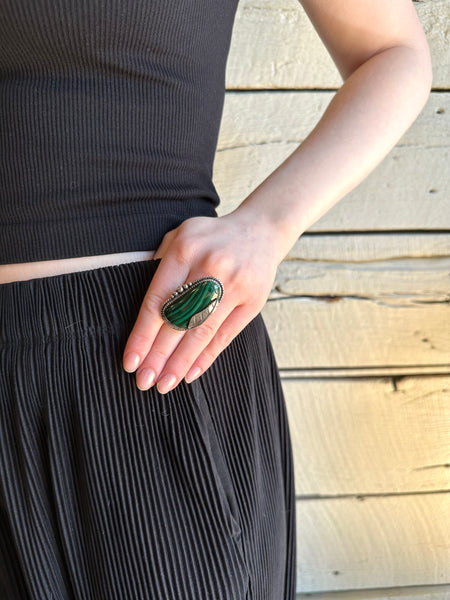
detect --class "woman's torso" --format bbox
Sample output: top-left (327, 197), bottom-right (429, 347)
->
top-left (1, 0), bottom-right (240, 275)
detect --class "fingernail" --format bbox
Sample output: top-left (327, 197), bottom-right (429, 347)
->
top-left (157, 374), bottom-right (177, 394)
top-left (185, 366), bottom-right (201, 384)
top-left (124, 352), bottom-right (141, 373)
top-left (137, 368), bottom-right (155, 390)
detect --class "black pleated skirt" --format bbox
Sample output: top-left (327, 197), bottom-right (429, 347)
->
top-left (0, 260), bottom-right (296, 599)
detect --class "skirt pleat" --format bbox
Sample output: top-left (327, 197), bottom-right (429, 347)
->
top-left (0, 260), bottom-right (296, 599)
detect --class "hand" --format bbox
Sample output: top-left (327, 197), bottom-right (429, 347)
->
top-left (122, 211), bottom-right (281, 394)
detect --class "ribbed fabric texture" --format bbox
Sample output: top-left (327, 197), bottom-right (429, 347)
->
top-left (0, 0), bottom-right (239, 263)
top-left (0, 260), bottom-right (296, 599)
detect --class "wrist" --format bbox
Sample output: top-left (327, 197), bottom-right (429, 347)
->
top-left (231, 193), bottom-right (302, 266)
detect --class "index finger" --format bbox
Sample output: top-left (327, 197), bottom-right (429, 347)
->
top-left (122, 256), bottom-right (188, 372)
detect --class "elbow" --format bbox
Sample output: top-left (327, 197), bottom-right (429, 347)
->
top-left (415, 35), bottom-right (433, 96)
top-left (379, 41), bottom-right (433, 111)
top-left (412, 42), bottom-right (433, 113)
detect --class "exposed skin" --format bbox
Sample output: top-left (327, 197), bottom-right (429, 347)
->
top-left (122, 0), bottom-right (432, 394)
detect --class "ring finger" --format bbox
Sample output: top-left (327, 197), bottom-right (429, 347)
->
top-left (135, 324), bottom-right (185, 391)
top-left (154, 300), bottom-right (236, 393)
top-left (135, 278), bottom-right (229, 392)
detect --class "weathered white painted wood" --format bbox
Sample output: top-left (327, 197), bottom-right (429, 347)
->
top-left (225, 4), bottom-right (450, 596)
top-left (227, 0), bottom-right (341, 89)
top-left (416, 0), bottom-right (450, 89)
top-left (218, 90), bottom-right (450, 151)
top-left (296, 584), bottom-right (450, 599)
top-left (262, 234), bottom-right (450, 368)
top-left (286, 232), bottom-right (450, 262)
top-left (261, 296), bottom-right (449, 368)
top-left (217, 92), bottom-right (450, 151)
top-left (218, 91), bottom-right (335, 149)
top-left (226, 0), bottom-right (450, 89)
top-left (281, 376), bottom-right (450, 496)
top-left (272, 257), bottom-right (450, 300)
top-left (214, 93), bottom-right (450, 230)
top-left (216, 144), bottom-right (448, 230)
top-left (294, 493), bottom-right (450, 593)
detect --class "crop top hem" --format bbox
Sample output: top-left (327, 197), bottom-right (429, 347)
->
top-left (0, 199), bottom-right (218, 264)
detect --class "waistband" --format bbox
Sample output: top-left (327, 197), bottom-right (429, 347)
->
top-left (0, 259), bottom-right (161, 346)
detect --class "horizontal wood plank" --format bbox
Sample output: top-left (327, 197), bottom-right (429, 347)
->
top-left (282, 376), bottom-right (450, 496)
top-left (273, 256), bottom-right (450, 299)
top-left (217, 91), bottom-right (450, 150)
top-left (261, 233), bottom-right (450, 369)
top-left (225, 4), bottom-right (450, 594)
top-left (286, 232), bottom-right (450, 262)
top-left (226, 0), bottom-right (450, 90)
top-left (261, 296), bottom-right (449, 368)
top-left (214, 92), bottom-right (450, 230)
top-left (296, 585), bottom-right (450, 599)
top-left (294, 493), bottom-right (450, 593)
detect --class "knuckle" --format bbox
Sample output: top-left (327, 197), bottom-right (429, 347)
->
top-left (149, 347), bottom-right (170, 363)
top-left (215, 327), bottom-right (234, 350)
top-left (170, 354), bottom-right (192, 374)
top-left (200, 346), bottom-right (217, 366)
top-left (171, 244), bottom-right (191, 267)
top-left (190, 321), bottom-right (215, 343)
top-left (162, 228), bottom-right (176, 243)
top-left (142, 293), bottom-right (164, 315)
top-left (169, 234), bottom-right (200, 266)
top-left (128, 330), bottom-right (152, 352)
top-left (204, 253), bottom-right (234, 278)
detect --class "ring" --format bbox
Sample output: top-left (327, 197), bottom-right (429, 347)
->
top-left (161, 276), bottom-right (224, 331)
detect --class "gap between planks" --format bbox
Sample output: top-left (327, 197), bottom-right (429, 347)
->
top-left (280, 366), bottom-right (450, 378)
top-left (295, 583), bottom-right (450, 599)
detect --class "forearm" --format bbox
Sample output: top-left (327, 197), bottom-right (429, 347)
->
top-left (235, 44), bottom-right (432, 263)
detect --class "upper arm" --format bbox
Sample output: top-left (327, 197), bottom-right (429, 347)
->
top-left (297, 0), bottom-right (431, 80)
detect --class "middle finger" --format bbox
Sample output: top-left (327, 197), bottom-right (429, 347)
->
top-left (135, 324), bottom-right (184, 390)
top-left (138, 296), bottom-right (233, 393)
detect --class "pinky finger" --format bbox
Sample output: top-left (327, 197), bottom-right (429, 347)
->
top-left (184, 305), bottom-right (255, 383)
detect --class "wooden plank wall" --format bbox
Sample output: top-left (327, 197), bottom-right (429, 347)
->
top-left (213, 0), bottom-right (450, 597)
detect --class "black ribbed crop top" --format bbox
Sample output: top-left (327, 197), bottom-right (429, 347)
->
top-left (0, 0), bottom-right (239, 263)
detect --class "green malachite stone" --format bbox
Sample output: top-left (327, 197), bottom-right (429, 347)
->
top-left (161, 277), bottom-right (224, 331)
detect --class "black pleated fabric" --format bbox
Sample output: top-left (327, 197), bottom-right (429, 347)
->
top-left (0, 260), bottom-right (296, 599)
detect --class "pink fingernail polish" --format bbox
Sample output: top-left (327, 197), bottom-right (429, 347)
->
top-left (185, 366), bottom-right (201, 384)
top-left (124, 352), bottom-right (140, 372)
top-left (137, 368), bottom-right (155, 390)
top-left (157, 374), bottom-right (177, 394)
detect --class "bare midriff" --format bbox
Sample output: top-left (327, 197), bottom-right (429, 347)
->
top-left (0, 250), bottom-right (157, 284)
